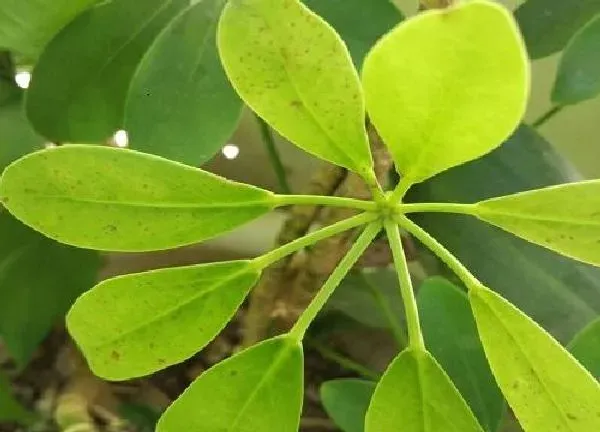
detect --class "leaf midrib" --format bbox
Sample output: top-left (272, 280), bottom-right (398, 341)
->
top-left (476, 206), bottom-right (600, 228)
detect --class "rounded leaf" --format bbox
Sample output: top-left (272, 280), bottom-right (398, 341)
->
top-left (363, 0), bottom-right (529, 185)
top-left (0, 145), bottom-right (275, 252)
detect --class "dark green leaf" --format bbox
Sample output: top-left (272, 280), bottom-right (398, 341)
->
top-left (418, 277), bottom-right (504, 432)
top-left (407, 125), bottom-right (600, 342)
top-left (320, 379), bottom-right (375, 432)
top-left (0, 210), bottom-right (99, 365)
top-left (515, 0), bottom-right (600, 59)
top-left (303, 0), bottom-right (403, 68)
top-left (125, 0), bottom-right (242, 165)
top-left (569, 317), bottom-right (600, 378)
top-left (157, 336), bottom-right (304, 432)
top-left (0, 372), bottom-right (34, 425)
top-left (553, 14), bottom-right (600, 105)
top-left (26, 0), bottom-right (188, 143)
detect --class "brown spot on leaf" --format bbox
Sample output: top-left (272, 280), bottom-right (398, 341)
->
top-left (111, 350), bottom-right (120, 360)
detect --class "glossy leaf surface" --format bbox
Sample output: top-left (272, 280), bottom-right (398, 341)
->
top-left (157, 336), bottom-right (303, 432)
top-left (366, 348), bottom-right (484, 432)
top-left (418, 278), bottom-right (504, 432)
top-left (569, 317), bottom-right (600, 378)
top-left (474, 180), bottom-right (600, 266)
top-left (320, 379), bottom-right (375, 432)
top-left (0, 211), bottom-right (99, 365)
top-left (26, 0), bottom-right (188, 143)
top-left (68, 260), bottom-right (259, 380)
top-left (218, 0), bottom-right (372, 175)
top-left (470, 286), bottom-right (600, 431)
top-left (0, 145), bottom-right (275, 252)
top-left (553, 14), bottom-right (600, 105)
top-left (515, 0), bottom-right (600, 59)
top-left (363, 0), bottom-right (528, 185)
top-left (126, 0), bottom-right (242, 165)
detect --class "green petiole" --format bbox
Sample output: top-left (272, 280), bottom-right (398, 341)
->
top-left (274, 194), bottom-right (378, 211)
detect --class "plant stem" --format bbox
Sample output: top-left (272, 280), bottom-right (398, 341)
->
top-left (359, 272), bottom-right (407, 348)
top-left (396, 216), bottom-right (481, 290)
top-left (384, 220), bottom-right (425, 351)
top-left (253, 212), bottom-right (377, 269)
top-left (289, 222), bottom-right (382, 341)
top-left (256, 115), bottom-right (292, 194)
top-left (531, 105), bottom-right (564, 129)
top-left (390, 175), bottom-right (414, 203)
top-left (308, 338), bottom-right (380, 380)
top-left (397, 202), bottom-right (476, 215)
top-left (275, 194), bottom-right (377, 211)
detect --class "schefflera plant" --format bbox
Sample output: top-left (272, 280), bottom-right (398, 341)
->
top-left (1, 0), bottom-right (600, 430)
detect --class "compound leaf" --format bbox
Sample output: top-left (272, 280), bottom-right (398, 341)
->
top-left (366, 349), bottom-right (484, 432)
top-left (125, 0), bottom-right (242, 165)
top-left (68, 260), bottom-right (260, 380)
top-left (569, 317), bottom-right (600, 379)
top-left (553, 14), bottom-right (600, 105)
top-left (26, 0), bottom-right (188, 143)
top-left (418, 278), bottom-right (504, 432)
top-left (362, 0), bottom-right (528, 186)
top-left (515, 0), bottom-right (600, 59)
top-left (0, 145), bottom-right (275, 252)
top-left (473, 180), bottom-right (600, 266)
top-left (218, 0), bottom-right (372, 175)
top-left (157, 336), bottom-right (303, 432)
top-left (470, 285), bottom-right (600, 432)
top-left (320, 379), bottom-right (376, 432)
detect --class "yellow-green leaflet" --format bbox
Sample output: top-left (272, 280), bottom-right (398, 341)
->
top-left (0, 145), bottom-right (275, 252)
top-left (366, 349), bottom-right (484, 432)
top-left (217, 0), bottom-right (373, 175)
top-left (67, 261), bottom-right (260, 381)
top-left (470, 286), bottom-right (600, 432)
top-left (473, 180), bottom-right (600, 266)
top-left (157, 336), bottom-right (304, 432)
top-left (362, 0), bottom-right (529, 185)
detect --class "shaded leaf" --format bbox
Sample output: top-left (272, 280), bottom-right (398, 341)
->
top-left (218, 0), bottom-right (372, 175)
top-left (470, 285), bottom-right (600, 431)
top-left (303, 0), bottom-right (403, 68)
top-left (0, 211), bottom-right (99, 365)
top-left (320, 379), bottom-right (376, 432)
top-left (418, 277), bottom-right (504, 432)
top-left (126, 0), bottom-right (242, 165)
top-left (0, 145), bottom-right (275, 252)
top-left (569, 317), bottom-right (600, 378)
top-left (0, 0), bottom-right (97, 58)
top-left (407, 125), bottom-right (600, 342)
top-left (473, 180), bottom-right (600, 267)
top-left (157, 336), bottom-right (303, 432)
top-left (515, 0), bottom-right (600, 59)
top-left (68, 260), bottom-right (260, 380)
top-left (366, 348), bottom-right (484, 432)
top-left (362, 0), bottom-right (528, 186)
top-left (0, 372), bottom-right (34, 425)
top-left (26, 0), bottom-right (188, 143)
top-left (553, 14), bottom-right (600, 105)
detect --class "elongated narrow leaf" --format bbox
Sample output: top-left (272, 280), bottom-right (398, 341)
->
top-left (0, 145), bottom-right (275, 252)
top-left (363, 0), bottom-right (528, 186)
top-left (470, 286), bottom-right (600, 431)
top-left (366, 348), bottom-right (484, 432)
top-left (126, 0), bottom-right (242, 165)
top-left (0, 0), bottom-right (97, 58)
top-left (68, 260), bottom-right (260, 380)
top-left (473, 180), bottom-right (600, 266)
top-left (0, 211), bottom-right (99, 366)
top-left (553, 14), bottom-right (600, 105)
top-left (321, 379), bottom-right (375, 432)
top-left (569, 317), bottom-right (600, 378)
top-left (0, 372), bottom-right (34, 425)
top-left (218, 0), bottom-right (372, 175)
top-left (157, 336), bottom-right (303, 432)
top-left (515, 0), bottom-right (600, 59)
top-left (303, 0), bottom-right (403, 68)
top-left (418, 278), bottom-right (504, 432)
top-left (26, 0), bottom-right (188, 143)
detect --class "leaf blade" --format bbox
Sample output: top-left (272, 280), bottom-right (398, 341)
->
top-left (0, 145), bottom-right (275, 252)
top-left (320, 379), bottom-right (376, 432)
top-left (569, 317), bottom-right (600, 379)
